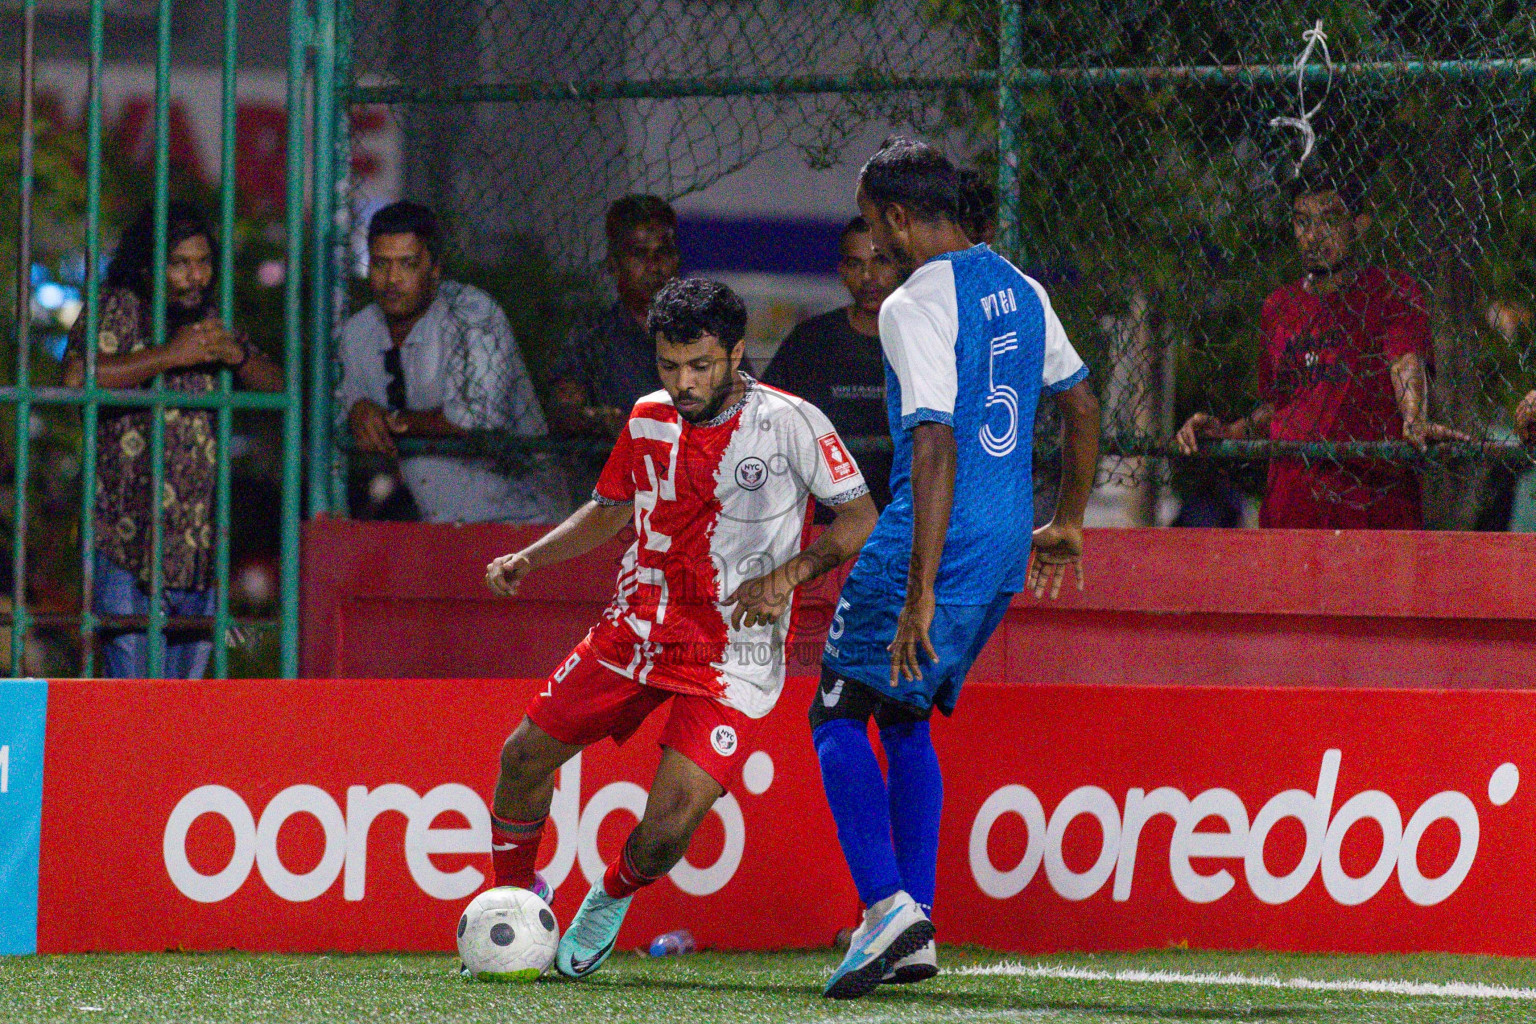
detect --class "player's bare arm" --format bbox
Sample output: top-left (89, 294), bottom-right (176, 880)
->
top-left (890, 422), bottom-right (956, 685)
top-left (1174, 402), bottom-right (1276, 456)
top-left (1029, 379), bottom-right (1100, 600)
top-left (485, 499), bottom-right (633, 597)
top-left (727, 491), bottom-right (878, 629)
top-left (1390, 351), bottom-right (1470, 450)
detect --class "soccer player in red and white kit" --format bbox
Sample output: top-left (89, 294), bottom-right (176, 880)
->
top-left (1175, 165), bottom-right (1467, 527)
top-left (481, 277), bottom-right (878, 978)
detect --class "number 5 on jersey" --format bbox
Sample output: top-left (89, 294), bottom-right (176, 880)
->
top-left (980, 330), bottom-right (1019, 456)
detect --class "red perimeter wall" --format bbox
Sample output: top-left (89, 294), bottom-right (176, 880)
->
top-left (302, 519), bottom-right (1536, 688)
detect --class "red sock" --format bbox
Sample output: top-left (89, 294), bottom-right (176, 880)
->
top-left (491, 814), bottom-right (546, 889)
top-left (602, 830), bottom-right (662, 898)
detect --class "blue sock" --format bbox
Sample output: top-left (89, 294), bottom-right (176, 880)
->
top-left (880, 720), bottom-right (943, 915)
top-left (813, 719), bottom-right (902, 909)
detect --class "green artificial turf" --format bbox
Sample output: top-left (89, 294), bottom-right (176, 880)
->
top-left (3, 947), bottom-right (1536, 1023)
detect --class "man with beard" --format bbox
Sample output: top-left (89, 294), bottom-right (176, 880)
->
top-left (479, 278), bottom-right (878, 979)
top-left (764, 216), bottom-right (904, 512)
top-left (340, 202), bottom-right (566, 522)
top-left (1175, 166), bottom-right (1467, 527)
top-left (63, 201), bottom-right (285, 678)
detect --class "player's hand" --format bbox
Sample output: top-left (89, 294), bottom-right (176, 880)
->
top-left (887, 587), bottom-right (937, 687)
top-left (485, 552), bottom-right (534, 597)
top-left (1518, 391), bottom-right (1536, 445)
top-left (1402, 418), bottom-right (1471, 452)
top-left (1028, 522), bottom-right (1084, 600)
top-left (726, 571), bottom-right (791, 630)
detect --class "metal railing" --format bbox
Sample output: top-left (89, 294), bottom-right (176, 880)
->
top-left (4, 0), bottom-right (319, 677)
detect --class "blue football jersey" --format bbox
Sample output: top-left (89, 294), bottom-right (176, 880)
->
top-left (847, 244), bottom-right (1088, 605)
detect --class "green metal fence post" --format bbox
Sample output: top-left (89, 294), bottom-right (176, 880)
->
top-left (78, 0), bottom-right (106, 677)
top-left (328, 0), bottom-right (354, 515)
top-left (280, 0), bottom-right (313, 676)
top-left (145, 0), bottom-right (175, 677)
top-left (995, 0), bottom-right (1022, 261)
top-left (10, 0), bottom-right (36, 677)
top-left (212, 0), bottom-right (239, 678)
top-left (307, 0), bottom-right (338, 519)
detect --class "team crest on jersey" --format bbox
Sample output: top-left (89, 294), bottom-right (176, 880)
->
top-left (817, 433), bottom-right (857, 482)
top-left (735, 456), bottom-right (768, 491)
top-left (710, 724), bottom-right (739, 757)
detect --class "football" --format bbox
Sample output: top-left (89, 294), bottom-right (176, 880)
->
top-left (456, 887), bottom-right (560, 981)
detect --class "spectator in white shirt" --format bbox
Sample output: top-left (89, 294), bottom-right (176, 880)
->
top-left (339, 202), bottom-right (567, 523)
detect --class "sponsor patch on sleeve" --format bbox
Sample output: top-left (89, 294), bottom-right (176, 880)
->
top-left (817, 433), bottom-right (858, 483)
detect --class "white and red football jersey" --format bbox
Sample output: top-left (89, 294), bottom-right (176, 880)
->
top-left (588, 375), bottom-right (868, 718)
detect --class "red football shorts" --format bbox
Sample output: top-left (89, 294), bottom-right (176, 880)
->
top-left (525, 638), bottom-right (755, 792)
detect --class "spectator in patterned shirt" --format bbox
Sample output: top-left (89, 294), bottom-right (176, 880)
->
top-left (339, 201), bottom-right (567, 523)
top-left (62, 200), bottom-right (286, 678)
top-left (1174, 165), bottom-right (1467, 528)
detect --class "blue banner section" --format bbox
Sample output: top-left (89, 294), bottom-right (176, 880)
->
top-left (0, 679), bottom-right (47, 956)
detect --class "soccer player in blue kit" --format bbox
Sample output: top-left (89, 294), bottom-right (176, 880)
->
top-left (813, 138), bottom-right (1102, 999)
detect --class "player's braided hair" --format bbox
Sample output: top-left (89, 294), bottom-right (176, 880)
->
top-left (957, 167), bottom-right (997, 243)
top-left (859, 135), bottom-right (960, 224)
top-left (647, 277), bottom-right (748, 353)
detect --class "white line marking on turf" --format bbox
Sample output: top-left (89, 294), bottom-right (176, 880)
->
top-left (950, 962), bottom-right (1536, 1001)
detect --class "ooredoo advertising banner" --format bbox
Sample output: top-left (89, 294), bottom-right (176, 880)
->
top-left (8, 678), bottom-right (1535, 956)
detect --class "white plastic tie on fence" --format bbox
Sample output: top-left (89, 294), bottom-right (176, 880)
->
top-left (1270, 19), bottom-right (1332, 173)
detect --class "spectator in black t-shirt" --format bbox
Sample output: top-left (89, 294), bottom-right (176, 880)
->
top-left (763, 216), bottom-right (903, 514)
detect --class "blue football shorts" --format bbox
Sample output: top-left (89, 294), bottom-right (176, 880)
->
top-left (819, 575), bottom-right (1015, 715)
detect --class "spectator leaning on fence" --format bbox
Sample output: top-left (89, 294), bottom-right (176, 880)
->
top-left (547, 194), bottom-right (682, 439)
top-left (1174, 166), bottom-right (1468, 529)
top-left (339, 201), bottom-right (567, 524)
top-left (763, 215), bottom-right (902, 515)
top-left (62, 201), bottom-right (286, 679)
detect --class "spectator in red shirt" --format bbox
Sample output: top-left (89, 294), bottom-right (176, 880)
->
top-left (1175, 166), bottom-right (1467, 528)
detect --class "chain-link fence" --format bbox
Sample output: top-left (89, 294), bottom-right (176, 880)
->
top-left (338, 1), bottom-right (1536, 530)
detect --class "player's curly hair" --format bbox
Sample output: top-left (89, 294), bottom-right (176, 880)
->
top-left (646, 277), bottom-right (747, 353)
top-left (859, 136), bottom-right (960, 224)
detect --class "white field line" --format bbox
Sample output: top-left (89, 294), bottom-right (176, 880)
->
top-left (949, 962), bottom-right (1536, 1001)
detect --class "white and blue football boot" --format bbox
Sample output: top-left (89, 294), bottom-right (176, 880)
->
top-left (555, 879), bottom-right (633, 979)
top-left (846, 911), bottom-right (940, 985)
top-left (884, 940), bottom-right (939, 984)
top-left (823, 890), bottom-right (934, 999)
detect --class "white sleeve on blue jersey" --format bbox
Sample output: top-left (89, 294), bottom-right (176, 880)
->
top-left (1024, 276), bottom-right (1087, 392)
top-left (879, 261), bottom-right (960, 430)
